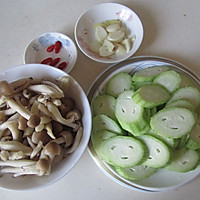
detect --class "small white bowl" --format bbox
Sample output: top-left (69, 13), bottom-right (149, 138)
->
top-left (0, 64), bottom-right (91, 191)
top-left (24, 32), bottom-right (77, 73)
top-left (74, 3), bottom-right (143, 63)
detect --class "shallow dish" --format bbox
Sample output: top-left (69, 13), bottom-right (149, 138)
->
top-left (0, 64), bottom-right (91, 191)
top-left (74, 3), bottom-right (143, 63)
top-left (87, 56), bottom-right (200, 192)
top-left (24, 32), bottom-right (77, 73)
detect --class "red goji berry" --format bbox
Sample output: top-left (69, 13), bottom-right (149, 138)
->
top-left (46, 45), bottom-right (55, 52)
top-left (41, 57), bottom-right (53, 64)
top-left (58, 62), bottom-right (67, 70)
top-left (49, 57), bottom-right (60, 66)
top-left (54, 41), bottom-right (62, 54)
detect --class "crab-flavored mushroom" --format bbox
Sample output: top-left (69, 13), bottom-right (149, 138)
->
top-left (0, 150), bottom-right (10, 161)
top-left (8, 151), bottom-right (25, 160)
top-left (22, 89), bottom-right (32, 99)
top-left (54, 147), bottom-right (64, 163)
top-left (0, 120), bottom-right (21, 140)
top-left (37, 102), bottom-right (54, 119)
top-left (23, 127), bottom-right (34, 138)
top-left (6, 98), bottom-right (32, 120)
top-left (10, 77), bottom-right (33, 93)
top-left (44, 141), bottom-right (61, 162)
top-left (30, 140), bottom-right (43, 159)
top-left (52, 120), bottom-right (63, 136)
top-left (44, 123), bottom-right (56, 139)
top-left (0, 80), bottom-right (14, 97)
top-left (65, 126), bottom-right (83, 155)
top-left (0, 159), bottom-right (36, 168)
top-left (59, 97), bottom-right (75, 117)
top-left (53, 131), bottom-right (74, 147)
top-left (0, 107), bottom-right (16, 119)
top-left (0, 165), bottom-right (44, 177)
top-left (46, 102), bottom-right (74, 126)
top-left (27, 114), bottom-right (41, 128)
top-left (18, 116), bottom-right (28, 131)
top-left (66, 109), bottom-right (82, 122)
top-left (0, 141), bottom-right (32, 155)
top-left (41, 80), bottom-right (65, 97)
top-left (36, 158), bottom-right (51, 175)
top-left (31, 130), bottom-right (51, 145)
top-left (27, 84), bottom-right (64, 99)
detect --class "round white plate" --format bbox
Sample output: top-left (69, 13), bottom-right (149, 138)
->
top-left (87, 56), bottom-right (200, 192)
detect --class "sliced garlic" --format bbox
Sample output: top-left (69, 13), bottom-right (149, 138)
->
top-left (106, 23), bottom-right (121, 32)
top-left (115, 44), bottom-right (126, 55)
top-left (99, 46), bottom-right (114, 57)
top-left (121, 38), bottom-right (132, 52)
top-left (95, 26), bottom-right (107, 42)
top-left (103, 39), bottom-right (115, 52)
top-left (89, 41), bottom-right (101, 53)
top-left (107, 29), bottom-right (125, 42)
top-left (103, 19), bottom-right (121, 27)
top-left (91, 19), bottom-right (134, 57)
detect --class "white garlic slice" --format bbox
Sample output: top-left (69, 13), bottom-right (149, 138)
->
top-left (95, 26), bottom-right (107, 42)
top-left (99, 45), bottom-right (114, 57)
top-left (89, 41), bottom-right (101, 53)
top-left (121, 38), bottom-right (132, 52)
top-left (107, 29), bottom-right (125, 42)
top-left (103, 39), bottom-right (115, 52)
top-left (106, 23), bottom-right (121, 32)
top-left (115, 44), bottom-right (126, 55)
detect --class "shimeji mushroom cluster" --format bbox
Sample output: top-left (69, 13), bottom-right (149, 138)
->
top-left (0, 76), bottom-right (83, 177)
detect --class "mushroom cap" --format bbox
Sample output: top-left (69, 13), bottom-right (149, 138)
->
top-left (60, 131), bottom-right (74, 147)
top-left (27, 114), bottom-right (41, 128)
top-left (31, 130), bottom-right (51, 145)
top-left (52, 120), bottom-right (63, 136)
top-left (0, 80), bottom-right (14, 96)
top-left (36, 158), bottom-right (51, 173)
top-left (18, 116), bottom-right (28, 130)
top-left (66, 109), bottom-right (82, 121)
top-left (44, 142), bottom-right (61, 156)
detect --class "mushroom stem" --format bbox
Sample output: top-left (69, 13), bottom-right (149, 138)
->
top-left (53, 131), bottom-right (74, 147)
top-left (44, 123), bottom-right (56, 139)
top-left (64, 126), bottom-right (83, 155)
top-left (8, 151), bottom-right (25, 160)
top-left (28, 84), bottom-right (64, 99)
top-left (30, 141), bottom-right (43, 159)
top-left (6, 98), bottom-right (32, 120)
top-left (0, 141), bottom-right (32, 155)
top-left (1, 165), bottom-right (44, 177)
top-left (46, 102), bottom-right (74, 126)
top-left (0, 159), bottom-right (36, 167)
top-left (0, 120), bottom-right (20, 141)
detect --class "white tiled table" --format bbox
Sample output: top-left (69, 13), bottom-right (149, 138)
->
top-left (0, 0), bottom-right (200, 199)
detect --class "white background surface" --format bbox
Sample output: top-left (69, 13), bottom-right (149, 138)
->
top-left (0, 0), bottom-right (200, 199)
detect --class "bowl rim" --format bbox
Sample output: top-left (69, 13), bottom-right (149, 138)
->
top-left (74, 2), bottom-right (144, 63)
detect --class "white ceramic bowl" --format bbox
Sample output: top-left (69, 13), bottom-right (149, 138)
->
top-left (87, 56), bottom-right (200, 192)
top-left (24, 32), bottom-right (77, 73)
top-left (0, 64), bottom-right (91, 191)
top-left (74, 3), bottom-right (143, 63)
